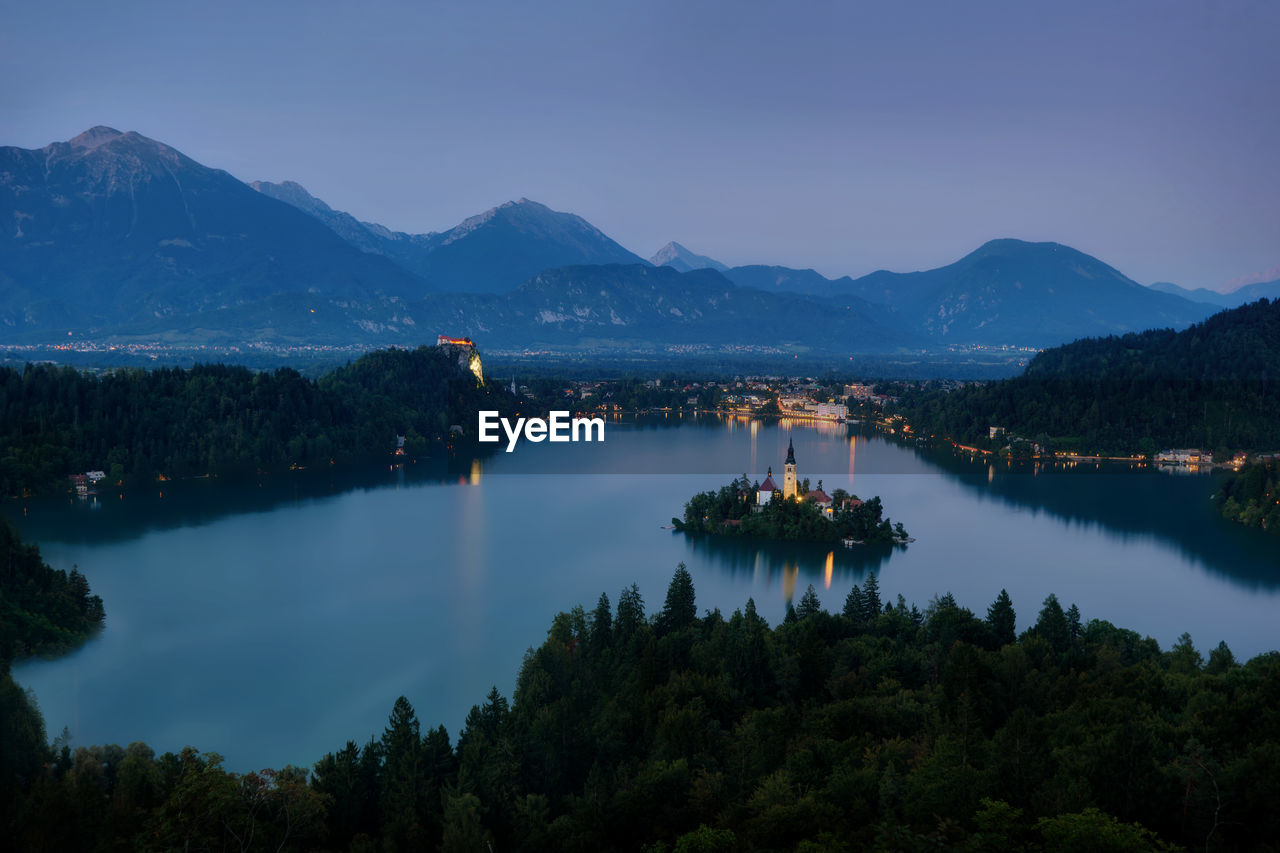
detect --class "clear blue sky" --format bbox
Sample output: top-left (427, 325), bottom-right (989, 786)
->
top-left (2, 0), bottom-right (1277, 289)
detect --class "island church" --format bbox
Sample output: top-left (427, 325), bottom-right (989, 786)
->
top-left (754, 438), bottom-right (834, 515)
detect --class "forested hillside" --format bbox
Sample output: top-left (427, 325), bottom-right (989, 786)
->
top-left (1, 518), bottom-right (105, 832)
top-left (0, 346), bottom-right (509, 497)
top-left (5, 567), bottom-right (1277, 851)
top-left (888, 299), bottom-right (1280, 455)
top-left (0, 517), bottom-right (104, 661)
top-left (1216, 462), bottom-right (1279, 532)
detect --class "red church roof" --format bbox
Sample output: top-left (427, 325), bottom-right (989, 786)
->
top-left (759, 475), bottom-right (777, 491)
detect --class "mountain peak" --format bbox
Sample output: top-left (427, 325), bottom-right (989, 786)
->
top-left (650, 241), bottom-right (728, 273)
top-left (971, 237), bottom-right (1065, 254)
top-left (250, 180), bottom-right (336, 215)
top-left (447, 198), bottom-right (597, 245)
top-left (494, 197), bottom-right (552, 215)
top-left (68, 126), bottom-right (125, 149)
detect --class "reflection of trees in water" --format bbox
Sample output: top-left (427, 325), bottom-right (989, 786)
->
top-left (4, 459), bottom-right (464, 545)
top-left (682, 532), bottom-right (893, 594)
top-left (872, 427), bottom-right (1280, 588)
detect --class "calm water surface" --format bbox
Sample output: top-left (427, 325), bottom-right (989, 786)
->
top-left (8, 416), bottom-right (1279, 771)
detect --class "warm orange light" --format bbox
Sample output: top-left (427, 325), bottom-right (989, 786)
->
top-left (783, 562), bottom-right (798, 603)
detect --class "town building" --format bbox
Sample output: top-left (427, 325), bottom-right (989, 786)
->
top-left (757, 468), bottom-right (777, 506)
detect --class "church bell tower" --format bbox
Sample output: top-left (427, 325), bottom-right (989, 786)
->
top-left (783, 437), bottom-right (797, 499)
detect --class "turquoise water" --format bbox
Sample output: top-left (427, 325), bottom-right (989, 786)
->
top-left (9, 416), bottom-right (1278, 771)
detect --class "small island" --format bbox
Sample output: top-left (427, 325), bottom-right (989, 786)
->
top-left (672, 437), bottom-right (909, 545)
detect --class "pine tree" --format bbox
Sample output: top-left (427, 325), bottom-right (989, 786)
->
top-left (1034, 594), bottom-right (1070, 653)
top-left (589, 592), bottom-right (612, 653)
top-left (657, 563), bottom-right (697, 635)
top-left (797, 585), bottom-right (822, 619)
top-left (863, 572), bottom-right (882, 620)
top-left (986, 589), bottom-right (1017, 646)
top-left (1066, 604), bottom-right (1082, 641)
top-left (380, 696), bottom-right (425, 849)
top-left (615, 584), bottom-right (645, 640)
top-left (1169, 632), bottom-right (1203, 674)
top-left (844, 585), bottom-right (867, 623)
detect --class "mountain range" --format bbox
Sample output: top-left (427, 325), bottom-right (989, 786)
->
top-left (253, 180), bottom-right (647, 294)
top-left (1149, 279), bottom-right (1280, 309)
top-left (0, 127), bottom-right (425, 336)
top-left (0, 127), bottom-right (1237, 353)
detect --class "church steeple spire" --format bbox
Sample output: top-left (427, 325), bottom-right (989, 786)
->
top-left (783, 436), bottom-right (797, 499)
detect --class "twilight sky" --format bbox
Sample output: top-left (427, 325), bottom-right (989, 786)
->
top-left (2, 0), bottom-right (1277, 289)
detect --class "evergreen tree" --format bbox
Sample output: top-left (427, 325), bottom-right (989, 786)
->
top-left (863, 572), bottom-right (882, 619)
top-left (312, 741), bottom-right (363, 847)
top-left (796, 584), bottom-right (822, 619)
top-left (379, 696), bottom-right (426, 849)
top-left (1206, 641), bottom-right (1236, 674)
top-left (844, 584), bottom-right (867, 623)
top-left (1034, 594), bottom-right (1070, 653)
top-left (589, 592), bottom-right (612, 653)
top-left (987, 589), bottom-right (1017, 646)
top-left (1066, 604), bottom-right (1082, 641)
top-left (1169, 632), bottom-right (1203, 674)
top-left (657, 563), bottom-right (697, 635)
top-left (615, 584), bottom-right (645, 640)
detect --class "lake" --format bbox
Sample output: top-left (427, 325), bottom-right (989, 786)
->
top-left (8, 415), bottom-right (1279, 771)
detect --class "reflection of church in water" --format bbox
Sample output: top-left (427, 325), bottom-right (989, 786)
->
top-left (753, 437), bottom-right (833, 516)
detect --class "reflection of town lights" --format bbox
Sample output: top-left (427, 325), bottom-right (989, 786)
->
top-left (824, 551), bottom-right (834, 589)
top-left (470, 458), bottom-right (482, 485)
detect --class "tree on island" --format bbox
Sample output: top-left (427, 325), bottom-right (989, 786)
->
top-left (674, 479), bottom-right (907, 545)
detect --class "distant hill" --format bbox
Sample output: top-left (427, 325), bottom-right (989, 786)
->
top-left (0, 344), bottom-right (511, 496)
top-left (254, 180), bottom-right (648, 294)
top-left (1022, 296), bottom-right (1280, 381)
top-left (0, 127), bottom-right (429, 339)
top-left (412, 198), bottom-right (647, 294)
top-left (1151, 279), bottom-right (1280, 309)
top-left (723, 264), bottom-right (858, 296)
top-left (650, 241), bottom-right (729, 272)
top-left (837, 239), bottom-right (1216, 345)
top-left (890, 298), bottom-right (1280, 454)
top-left (415, 264), bottom-right (914, 352)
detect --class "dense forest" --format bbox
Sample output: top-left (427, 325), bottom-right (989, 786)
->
top-left (0, 345), bottom-right (513, 498)
top-left (1215, 462), bottom-right (1279, 532)
top-left (5, 565), bottom-right (1278, 851)
top-left (0, 518), bottom-right (105, 838)
top-left (0, 517), bottom-right (104, 661)
top-left (884, 299), bottom-right (1280, 456)
top-left (675, 477), bottom-right (906, 544)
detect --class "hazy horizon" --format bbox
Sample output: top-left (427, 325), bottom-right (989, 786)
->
top-left (3, 0), bottom-right (1277, 291)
